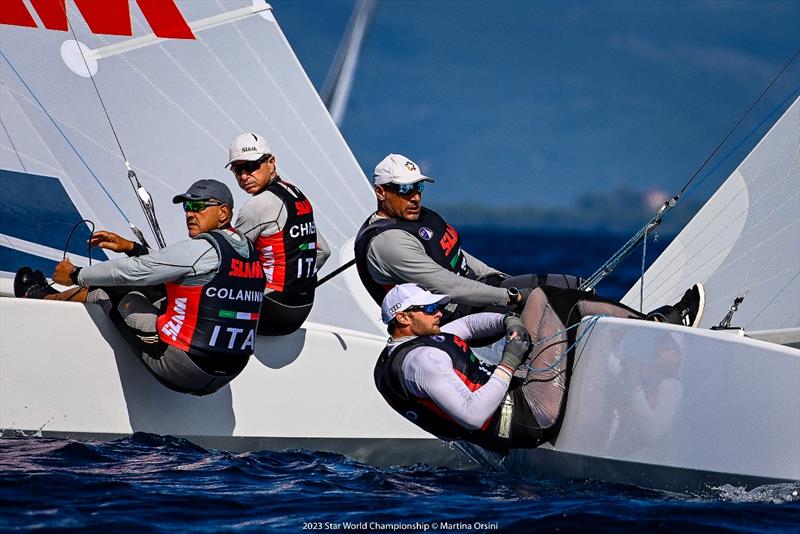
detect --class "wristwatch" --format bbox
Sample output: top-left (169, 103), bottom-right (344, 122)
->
top-left (70, 266), bottom-right (83, 286)
top-left (506, 287), bottom-right (520, 305)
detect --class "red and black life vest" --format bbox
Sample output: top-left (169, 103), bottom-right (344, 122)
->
top-left (373, 333), bottom-right (542, 453)
top-left (157, 230), bottom-right (266, 357)
top-left (354, 208), bottom-right (478, 305)
top-left (254, 177), bottom-right (318, 295)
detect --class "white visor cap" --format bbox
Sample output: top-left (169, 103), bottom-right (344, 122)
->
top-left (381, 283), bottom-right (449, 324)
top-left (226, 132), bottom-right (271, 167)
top-left (373, 154), bottom-right (434, 186)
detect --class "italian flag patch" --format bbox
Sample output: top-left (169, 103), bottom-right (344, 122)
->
top-left (219, 310), bottom-right (260, 320)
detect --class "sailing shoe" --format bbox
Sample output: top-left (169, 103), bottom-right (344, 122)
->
top-left (13, 267), bottom-right (57, 299)
top-left (665, 283), bottom-right (706, 327)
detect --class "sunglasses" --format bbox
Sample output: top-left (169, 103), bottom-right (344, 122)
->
top-left (183, 200), bottom-right (224, 213)
top-left (384, 182), bottom-right (426, 195)
top-left (404, 303), bottom-right (441, 314)
top-left (231, 155), bottom-right (270, 176)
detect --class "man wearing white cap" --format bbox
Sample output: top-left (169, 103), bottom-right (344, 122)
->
top-left (354, 154), bottom-right (582, 326)
top-left (375, 281), bottom-right (705, 453)
top-left (226, 132), bottom-right (330, 336)
top-left (374, 283), bottom-right (550, 454)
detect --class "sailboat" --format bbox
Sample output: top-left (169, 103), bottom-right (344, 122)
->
top-left (0, 0), bottom-right (469, 468)
top-left (1, 1), bottom-right (797, 490)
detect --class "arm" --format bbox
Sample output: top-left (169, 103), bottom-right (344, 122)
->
top-left (461, 249), bottom-right (506, 279)
top-left (315, 229), bottom-right (331, 271)
top-left (76, 238), bottom-right (219, 287)
top-left (367, 230), bottom-right (509, 307)
top-left (88, 230), bottom-right (149, 257)
top-left (402, 347), bottom-right (512, 430)
top-left (441, 312), bottom-right (504, 341)
top-left (234, 193), bottom-right (284, 243)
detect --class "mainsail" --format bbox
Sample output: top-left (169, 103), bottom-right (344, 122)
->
top-left (622, 97), bottom-right (800, 332)
top-left (0, 1), bottom-right (382, 334)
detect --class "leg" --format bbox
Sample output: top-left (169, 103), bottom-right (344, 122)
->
top-left (519, 288), bottom-right (570, 428)
top-left (517, 287), bottom-right (645, 428)
top-left (256, 292), bottom-right (313, 336)
top-left (115, 291), bottom-right (237, 395)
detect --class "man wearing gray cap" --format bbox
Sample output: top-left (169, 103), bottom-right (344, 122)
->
top-left (354, 154), bottom-right (583, 327)
top-left (226, 132), bottom-right (330, 336)
top-left (43, 179), bottom-right (266, 396)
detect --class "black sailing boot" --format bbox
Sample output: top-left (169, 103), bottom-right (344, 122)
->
top-left (14, 267), bottom-right (58, 299)
top-left (646, 283), bottom-right (705, 327)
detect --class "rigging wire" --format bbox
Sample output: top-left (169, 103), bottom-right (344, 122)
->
top-left (64, 3), bottom-right (167, 249)
top-left (0, 50), bottom-right (130, 223)
top-left (579, 47), bottom-right (800, 292)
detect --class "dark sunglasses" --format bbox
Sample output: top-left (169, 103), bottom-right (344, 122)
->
top-left (231, 155), bottom-right (270, 176)
top-left (183, 200), bottom-right (224, 213)
top-left (384, 181), bottom-right (426, 195)
top-left (405, 303), bottom-right (441, 314)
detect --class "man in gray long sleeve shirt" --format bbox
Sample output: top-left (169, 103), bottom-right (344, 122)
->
top-left (354, 153), bottom-right (583, 324)
top-left (226, 132), bottom-right (330, 336)
top-left (45, 180), bottom-right (266, 396)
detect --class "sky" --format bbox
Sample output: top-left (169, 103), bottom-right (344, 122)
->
top-left (269, 0), bottom-right (799, 228)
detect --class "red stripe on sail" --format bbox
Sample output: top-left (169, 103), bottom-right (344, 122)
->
top-left (29, 0), bottom-right (67, 31)
top-left (1, 0), bottom-right (38, 28)
top-left (74, 0), bottom-right (132, 36)
top-left (136, 0), bottom-right (194, 39)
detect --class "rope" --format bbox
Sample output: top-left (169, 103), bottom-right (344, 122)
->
top-left (0, 50), bottom-right (130, 223)
top-left (316, 259), bottom-right (356, 287)
top-left (66, 15), bottom-right (128, 163)
top-left (677, 48), bottom-right (799, 198)
top-left (579, 48), bottom-right (800, 292)
top-left (523, 314), bottom-right (607, 375)
top-left (63, 6), bottom-right (167, 249)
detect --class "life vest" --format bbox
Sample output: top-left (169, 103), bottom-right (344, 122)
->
top-left (354, 208), bottom-right (478, 304)
top-left (373, 333), bottom-right (541, 453)
top-left (254, 177), bottom-right (318, 295)
top-left (157, 230), bottom-right (265, 357)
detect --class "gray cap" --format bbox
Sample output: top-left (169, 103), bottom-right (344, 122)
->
top-left (172, 179), bottom-right (234, 208)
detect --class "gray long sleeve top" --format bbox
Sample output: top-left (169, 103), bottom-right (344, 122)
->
top-left (234, 180), bottom-right (331, 289)
top-left (386, 312), bottom-right (510, 430)
top-left (76, 229), bottom-right (250, 287)
top-left (364, 213), bottom-right (509, 307)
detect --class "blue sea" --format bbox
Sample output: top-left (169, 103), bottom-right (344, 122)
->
top-left (2, 229), bottom-right (799, 532)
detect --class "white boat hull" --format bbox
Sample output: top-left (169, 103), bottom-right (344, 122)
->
top-left (502, 317), bottom-right (800, 489)
top-left (0, 296), bottom-right (474, 468)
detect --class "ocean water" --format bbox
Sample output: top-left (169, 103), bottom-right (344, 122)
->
top-left (2, 230), bottom-right (799, 532)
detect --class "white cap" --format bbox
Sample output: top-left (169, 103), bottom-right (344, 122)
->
top-left (373, 154), bottom-right (434, 186)
top-left (381, 283), bottom-right (449, 324)
top-left (226, 132), bottom-right (271, 167)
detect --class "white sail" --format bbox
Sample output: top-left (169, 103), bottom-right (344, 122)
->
top-left (0, 0), bottom-right (381, 334)
top-left (622, 97), bottom-right (800, 332)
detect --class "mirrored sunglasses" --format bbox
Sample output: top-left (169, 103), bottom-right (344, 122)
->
top-left (385, 181), bottom-right (426, 195)
top-left (405, 303), bottom-right (441, 314)
top-left (231, 155), bottom-right (270, 176)
top-left (182, 200), bottom-right (223, 213)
